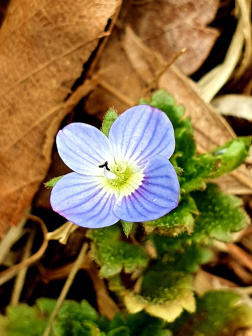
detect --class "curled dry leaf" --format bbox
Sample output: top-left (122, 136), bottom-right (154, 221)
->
top-left (84, 26), bottom-right (252, 194)
top-left (212, 94), bottom-right (252, 121)
top-left (119, 0), bottom-right (220, 75)
top-left (0, 0), bottom-right (121, 237)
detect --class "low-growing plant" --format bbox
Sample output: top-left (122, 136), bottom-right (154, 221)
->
top-left (1, 90), bottom-right (251, 335)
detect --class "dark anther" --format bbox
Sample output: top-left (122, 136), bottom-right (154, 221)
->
top-left (98, 161), bottom-right (110, 171)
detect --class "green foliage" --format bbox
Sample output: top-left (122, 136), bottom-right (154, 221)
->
top-left (210, 136), bottom-right (251, 178)
top-left (191, 183), bottom-right (250, 242)
top-left (87, 224), bottom-right (148, 277)
top-left (144, 89), bottom-right (251, 194)
top-left (123, 263), bottom-right (195, 322)
top-left (152, 236), bottom-right (212, 273)
top-left (144, 196), bottom-right (198, 235)
top-left (2, 298), bottom-right (55, 336)
top-left (169, 290), bottom-right (252, 336)
top-left (0, 298), bottom-right (175, 336)
top-left (6, 90), bottom-right (250, 336)
top-left (121, 221), bottom-right (134, 237)
top-left (86, 90), bottom-right (250, 329)
top-left (101, 108), bottom-right (118, 137)
top-left (53, 300), bottom-right (101, 336)
top-left (45, 176), bottom-right (63, 188)
top-left (2, 292), bottom-right (251, 336)
top-left (125, 311), bottom-right (172, 336)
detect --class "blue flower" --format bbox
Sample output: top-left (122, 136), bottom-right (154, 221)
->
top-left (50, 105), bottom-right (180, 228)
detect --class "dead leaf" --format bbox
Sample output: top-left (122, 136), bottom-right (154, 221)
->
top-left (119, 0), bottom-right (220, 75)
top-left (0, 0), bottom-right (121, 237)
top-left (212, 94), bottom-right (252, 121)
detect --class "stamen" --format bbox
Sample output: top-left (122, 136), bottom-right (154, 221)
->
top-left (99, 161), bottom-right (110, 171)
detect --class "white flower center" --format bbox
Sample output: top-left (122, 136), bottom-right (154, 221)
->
top-left (98, 160), bottom-right (144, 199)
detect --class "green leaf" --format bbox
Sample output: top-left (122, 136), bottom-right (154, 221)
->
top-left (121, 221), bottom-right (134, 238)
top-left (152, 236), bottom-right (212, 273)
top-left (191, 183), bottom-right (250, 242)
top-left (4, 301), bottom-right (52, 336)
top-left (146, 89), bottom-right (186, 129)
top-left (143, 196), bottom-right (197, 235)
top-left (52, 300), bottom-right (100, 336)
top-left (45, 176), bottom-right (63, 188)
top-left (87, 224), bottom-right (148, 277)
top-left (107, 326), bottom-right (130, 336)
top-left (170, 290), bottom-right (252, 336)
top-left (210, 137), bottom-right (251, 178)
top-left (123, 263), bottom-right (195, 322)
top-left (179, 153), bottom-right (218, 193)
top-left (101, 108), bottom-right (118, 137)
top-left (126, 311), bottom-right (172, 336)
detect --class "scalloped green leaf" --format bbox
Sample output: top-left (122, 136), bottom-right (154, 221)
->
top-left (179, 154), bottom-right (218, 193)
top-left (87, 224), bottom-right (148, 277)
top-left (152, 236), bottom-right (212, 273)
top-left (123, 263), bottom-right (195, 322)
top-left (2, 299), bottom-right (54, 336)
top-left (191, 183), bottom-right (250, 242)
top-left (210, 137), bottom-right (251, 178)
top-left (143, 196), bottom-right (197, 235)
top-left (170, 290), bottom-right (252, 336)
top-left (125, 311), bottom-right (172, 336)
top-left (144, 89), bottom-right (187, 130)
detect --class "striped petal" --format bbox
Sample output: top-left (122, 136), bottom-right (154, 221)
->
top-left (56, 123), bottom-right (113, 175)
top-left (113, 156), bottom-right (179, 222)
top-left (50, 172), bottom-right (119, 228)
top-left (109, 105), bottom-right (175, 165)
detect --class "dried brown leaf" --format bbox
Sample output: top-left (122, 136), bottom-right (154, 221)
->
top-left (0, 0), bottom-right (120, 237)
top-left (120, 0), bottom-right (220, 75)
top-left (212, 94), bottom-right (252, 121)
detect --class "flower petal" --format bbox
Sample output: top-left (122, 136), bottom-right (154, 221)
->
top-left (56, 123), bottom-right (113, 175)
top-left (109, 105), bottom-right (175, 165)
top-left (113, 156), bottom-right (179, 222)
top-left (50, 172), bottom-right (119, 228)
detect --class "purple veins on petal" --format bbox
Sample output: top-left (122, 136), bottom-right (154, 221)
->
top-left (113, 156), bottom-right (179, 222)
top-left (50, 172), bottom-right (119, 228)
top-left (109, 105), bottom-right (175, 165)
top-left (56, 123), bottom-right (113, 175)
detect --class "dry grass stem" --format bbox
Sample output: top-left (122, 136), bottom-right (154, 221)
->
top-left (140, 48), bottom-right (186, 100)
top-left (10, 228), bottom-right (35, 305)
top-left (0, 207), bottom-right (30, 265)
top-left (0, 215), bottom-right (48, 286)
top-left (42, 243), bottom-right (88, 336)
top-left (98, 78), bottom-right (135, 107)
top-left (227, 243), bottom-right (252, 272)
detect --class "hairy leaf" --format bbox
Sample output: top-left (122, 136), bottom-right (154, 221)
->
top-left (87, 224), bottom-right (148, 277)
top-left (192, 183), bottom-right (250, 242)
top-left (170, 290), bottom-right (252, 336)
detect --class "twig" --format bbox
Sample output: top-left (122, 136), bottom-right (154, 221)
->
top-left (226, 243), bottom-right (252, 272)
top-left (10, 228), bottom-right (35, 305)
top-left (84, 253), bottom-right (119, 319)
top-left (38, 255), bottom-right (120, 320)
top-left (42, 243), bottom-right (88, 336)
top-left (98, 78), bottom-right (135, 107)
top-left (0, 207), bottom-right (30, 265)
top-left (140, 48), bottom-right (186, 100)
top-left (0, 215), bottom-right (48, 286)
